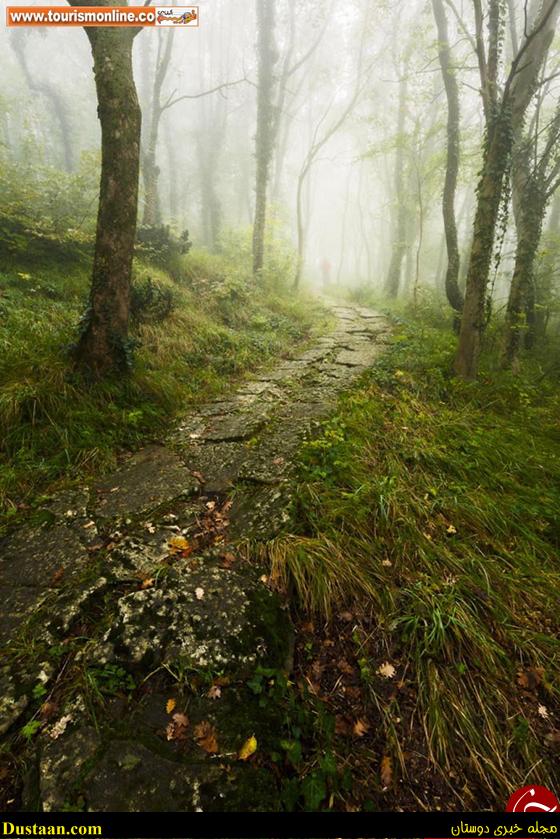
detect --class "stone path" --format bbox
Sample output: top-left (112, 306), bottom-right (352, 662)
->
top-left (0, 302), bottom-right (390, 811)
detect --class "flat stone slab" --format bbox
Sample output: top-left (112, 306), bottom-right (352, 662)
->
top-left (93, 445), bottom-right (199, 518)
top-left (93, 558), bottom-right (290, 675)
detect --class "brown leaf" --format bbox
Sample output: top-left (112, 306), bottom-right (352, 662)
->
top-left (140, 578), bottom-right (154, 590)
top-left (337, 658), bottom-right (355, 675)
top-left (335, 715), bottom-right (352, 736)
top-left (194, 720), bottom-right (218, 754)
top-left (166, 698), bottom-right (176, 714)
top-left (207, 685), bottom-right (222, 700)
top-left (191, 471), bottom-right (205, 483)
top-left (39, 701), bottom-right (58, 720)
top-left (49, 567), bottom-right (65, 587)
top-left (353, 719), bottom-right (370, 737)
top-left (220, 552), bottom-right (237, 568)
top-left (166, 712), bottom-right (189, 741)
top-left (517, 667), bottom-right (544, 691)
top-left (380, 755), bottom-right (393, 787)
top-left (339, 611), bottom-right (354, 622)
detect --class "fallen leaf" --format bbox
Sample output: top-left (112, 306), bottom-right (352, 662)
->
top-left (238, 735), bottom-right (257, 761)
top-left (194, 721), bottom-right (218, 754)
top-left (49, 567), bottom-right (65, 587)
top-left (377, 661), bottom-right (396, 679)
top-left (335, 715), bottom-right (352, 736)
top-left (382, 558), bottom-right (393, 565)
top-left (166, 712), bottom-right (189, 741)
top-left (353, 719), bottom-right (370, 737)
top-left (49, 714), bottom-right (72, 740)
top-left (195, 587), bottom-right (204, 600)
top-left (140, 578), bottom-right (154, 590)
top-left (220, 552), bottom-right (236, 568)
top-left (40, 701), bottom-right (58, 720)
top-left (446, 524), bottom-right (457, 535)
top-left (166, 698), bottom-right (176, 714)
top-left (168, 535), bottom-right (192, 557)
top-left (207, 685), bottom-right (221, 700)
top-left (538, 705), bottom-right (549, 719)
top-left (191, 471), bottom-right (205, 483)
top-left (380, 755), bottom-right (393, 787)
top-left (337, 659), bottom-right (355, 675)
top-left (339, 611), bottom-right (353, 622)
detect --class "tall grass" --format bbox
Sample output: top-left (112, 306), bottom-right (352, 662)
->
top-left (0, 242), bottom-right (325, 522)
top-left (267, 308), bottom-right (560, 803)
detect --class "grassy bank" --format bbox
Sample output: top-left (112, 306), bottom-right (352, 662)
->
top-left (270, 300), bottom-right (560, 808)
top-left (0, 234), bottom-right (327, 525)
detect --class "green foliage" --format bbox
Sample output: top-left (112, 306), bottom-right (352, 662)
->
top-left (276, 306), bottom-right (560, 802)
top-left (0, 147), bottom-right (98, 250)
top-left (85, 664), bottom-right (136, 698)
top-left (246, 667), bottom-right (343, 811)
top-left (130, 275), bottom-right (177, 324)
top-left (0, 233), bottom-right (323, 522)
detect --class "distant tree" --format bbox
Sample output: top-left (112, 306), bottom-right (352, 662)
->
top-left (252, 0), bottom-right (277, 276)
top-left (504, 101), bottom-right (560, 368)
top-left (142, 29), bottom-right (175, 227)
top-left (431, 0), bottom-right (464, 313)
top-left (385, 69), bottom-right (409, 298)
top-left (10, 31), bottom-right (75, 171)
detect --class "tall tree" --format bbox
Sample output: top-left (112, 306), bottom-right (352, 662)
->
top-left (69, 1), bottom-right (142, 378)
top-left (431, 0), bottom-right (464, 312)
top-left (252, 0), bottom-right (277, 276)
top-left (385, 69), bottom-right (409, 298)
top-left (503, 102), bottom-right (560, 368)
top-left (142, 29), bottom-right (174, 227)
top-left (454, 0), bottom-right (560, 379)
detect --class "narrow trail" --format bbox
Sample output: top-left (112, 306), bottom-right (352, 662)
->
top-left (0, 302), bottom-right (391, 811)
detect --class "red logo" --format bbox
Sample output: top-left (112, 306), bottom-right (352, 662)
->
top-left (506, 785), bottom-right (559, 813)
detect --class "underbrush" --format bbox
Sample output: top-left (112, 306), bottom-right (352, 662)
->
top-left (271, 305), bottom-right (560, 806)
top-left (0, 237), bottom-right (327, 524)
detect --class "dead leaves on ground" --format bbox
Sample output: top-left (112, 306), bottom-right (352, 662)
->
top-left (380, 755), bottom-right (393, 788)
top-left (194, 720), bottom-right (219, 754)
top-left (166, 712), bottom-right (189, 742)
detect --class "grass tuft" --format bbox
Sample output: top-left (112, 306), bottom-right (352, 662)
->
top-left (275, 303), bottom-right (560, 804)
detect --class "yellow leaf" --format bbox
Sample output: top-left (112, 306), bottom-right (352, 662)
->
top-left (168, 535), bottom-right (192, 556)
top-left (166, 698), bottom-right (176, 714)
top-left (238, 735), bottom-right (257, 761)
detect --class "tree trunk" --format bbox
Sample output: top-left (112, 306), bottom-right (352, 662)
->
top-left (503, 206), bottom-right (542, 368)
top-left (431, 0), bottom-right (463, 312)
top-left (74, 27), bottom-right (141, 379)
top-left (252, 0), bottom-right (276, 276)
top-left (385, 73), bottom-right (408, 298)
top-left (454, 122), bottom-right (509, 378)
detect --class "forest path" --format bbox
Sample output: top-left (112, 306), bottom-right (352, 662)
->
top-left (0, 302), bottom-right (391, 811)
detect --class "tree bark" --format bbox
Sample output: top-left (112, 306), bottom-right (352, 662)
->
top-left (454, 0), bottom-right (560, 379)
top-left (73, 25), bottom-right (141, 378)
top-left (431, 0), bottom-right (463, 312)
top-left (385, 72), bottom-right (408, 298)
top-left (252, 0), bottom-right (276, 276)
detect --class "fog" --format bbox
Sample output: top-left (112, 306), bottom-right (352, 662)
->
top-left (0, 0), bottom-right (509, 289)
